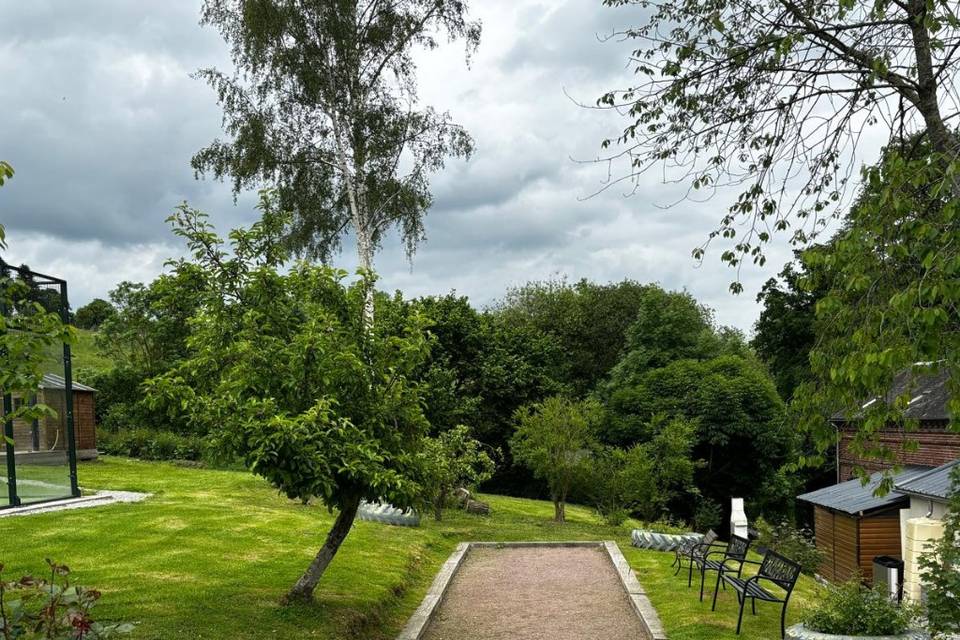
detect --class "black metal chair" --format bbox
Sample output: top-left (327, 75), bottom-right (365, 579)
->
top-left (711, 549), bottom-right (802, 639)
top-left (695, 534), bottom-right (751, 602)
top-left (673, 529), bottom-right (721, 586)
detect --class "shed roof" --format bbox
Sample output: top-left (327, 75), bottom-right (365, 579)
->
top-left (894, 460), bottom-right (958, 502)
top-left (40, 373), bottom-right (96, 393)
top-left (797, 466), bottom-right (931, 516)
top-left (832, 366), bottom-right (951, 423)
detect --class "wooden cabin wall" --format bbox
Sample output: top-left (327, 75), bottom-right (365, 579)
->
top-left (3, 390), bottom-right (96, 452)
top-left (858, 512), bottom-right (902, 581)
top-left (814, 506), bottom-right (860, 582)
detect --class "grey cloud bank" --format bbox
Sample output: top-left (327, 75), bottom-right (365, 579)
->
top-left (0, 0), bottom-right (818, 332)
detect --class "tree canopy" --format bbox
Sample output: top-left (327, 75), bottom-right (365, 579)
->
top-left (605, 355), bottom-right (794, 519)
top-left (752, 255), bottom-right (831, 400)
top-left (604, 286), bottom-right (721, 387)
top-left (194, 0), bottom-right (480, 324)
top-left (510, 396), bottom-right (601, 523)
top-left (599, 0), bottom-right (960, 285)
top-left (74, 298), bottom-right (116, 330)
top-left (795, 140), bottom-right (960, 481)
top-left (492, 278), bottom-right (651, 395)
top-left (146, 193), bottom-right (432, 602)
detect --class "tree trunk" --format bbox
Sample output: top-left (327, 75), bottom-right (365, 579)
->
top-left (553, 497), bottom-right (565, 523)
top-left (328, 110), bottom-right (376, 331)
top-left (355, 220), bottom-right (376, 332)
top-left (907, 0), bottom-right (960, 194)
top-left (434, 487), bottom-right (446, 521)
top-left (283, 495), bottom-right (361, 603)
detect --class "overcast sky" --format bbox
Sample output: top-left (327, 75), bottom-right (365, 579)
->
top-left (0, 0), bottom-right (873, 332)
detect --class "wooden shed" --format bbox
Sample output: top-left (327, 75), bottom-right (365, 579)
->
top-left (798, 466), bottom-right (929, 584)
top-left (7, 374), bottom-right (97, 460)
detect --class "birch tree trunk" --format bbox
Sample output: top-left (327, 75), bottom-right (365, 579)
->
top-left (354, 216), bottom-right (376, 332)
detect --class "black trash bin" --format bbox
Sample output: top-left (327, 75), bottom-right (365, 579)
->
top-left (873, 555), bottom-right (904, 602)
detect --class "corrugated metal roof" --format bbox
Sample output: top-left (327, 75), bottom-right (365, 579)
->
top-left (40, 373), bottom-right (96, 393)
top-left (832, 367), bottom-right (952, 423)
top-left (894, 460), bottom-right (959, 502)
top-left (797, 466), bottom-right (930, 515)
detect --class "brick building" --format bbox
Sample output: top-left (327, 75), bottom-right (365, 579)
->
top-left (799, 366), bottom-right (956, 587)
top-left (836, 368), bottom-right (958, 481)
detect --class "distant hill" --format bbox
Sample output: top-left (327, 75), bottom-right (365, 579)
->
top-left (43, 329), bottom-right (114, 378)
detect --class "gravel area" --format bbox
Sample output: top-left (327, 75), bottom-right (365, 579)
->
top-left (0, 490), bottom-right (150, 517)
top-left (422, 545), bottom-right (649, 640)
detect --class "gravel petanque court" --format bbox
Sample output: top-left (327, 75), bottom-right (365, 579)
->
top-left (421, 545), bottom-right (650, 640)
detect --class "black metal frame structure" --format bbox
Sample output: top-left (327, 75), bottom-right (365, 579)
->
top-left (0, 260), bottom-right (79, 508)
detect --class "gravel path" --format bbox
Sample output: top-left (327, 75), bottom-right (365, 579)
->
top-left (421, 546), bottom-right (649, 640)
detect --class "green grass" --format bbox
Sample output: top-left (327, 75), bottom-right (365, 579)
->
top-left (43, 328), bottom-right (114, 376)
top-left (0, 458), bottom-right (818, 640)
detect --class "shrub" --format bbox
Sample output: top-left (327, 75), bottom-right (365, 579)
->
top-left (642, 516), bottom-right (689, 535)
top-left (98, 429), bottom-right (204, 461)
top-left (420, 426), bottom-right (496, 521)
top-left (0, 559), bottom-right (132, 639)
top-left (587, 446), bottom-right (655, 526)
top-left (803, 579), bottom-right (919, 636)
top-left (754, 517), bottom-right (822, 576)
top-left (586, 415), bottom-right (699, 526)
top-left (691, 497), bottom-right (722, 532)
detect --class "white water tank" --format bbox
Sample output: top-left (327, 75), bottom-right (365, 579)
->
top-left (730, 498), bottom-right (748, 539)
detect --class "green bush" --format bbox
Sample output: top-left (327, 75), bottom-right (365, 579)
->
top-left (99, 429), bottom-right (204, 461)
top-left (642, 516), bottom-right (689, 535)
top-left (691, 497), bottom-right (722, 532)
top-left (754, 517), bottom-right (823, 576)
top-left (803, 579), bottom-right (919, 636)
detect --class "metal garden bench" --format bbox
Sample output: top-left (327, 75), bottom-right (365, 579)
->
top-left (694, 534), bottom-right (751, 602)
top-left (672, 529), bottom-right (720, 586)
top-left (710, 549), bottom-right (802, 639)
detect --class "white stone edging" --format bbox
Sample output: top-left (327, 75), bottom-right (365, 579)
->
top-left (395, 542), bottom-right (470, 640)
top-left (603, 540), bottom-right (668, 640)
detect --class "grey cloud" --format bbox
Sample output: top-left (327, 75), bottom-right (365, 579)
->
top-left (0, 0), bottom-right (246, 247)
top-left (501, 0), bottom-right (645, 75)
top-left (0, 0), bottom-right (805, 332)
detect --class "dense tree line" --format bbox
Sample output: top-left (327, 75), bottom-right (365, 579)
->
top-left (88, 265), bottom-right (801, 526)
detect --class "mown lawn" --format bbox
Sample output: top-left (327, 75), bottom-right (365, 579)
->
top-left (0, 458), bottom-right (818, 639)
